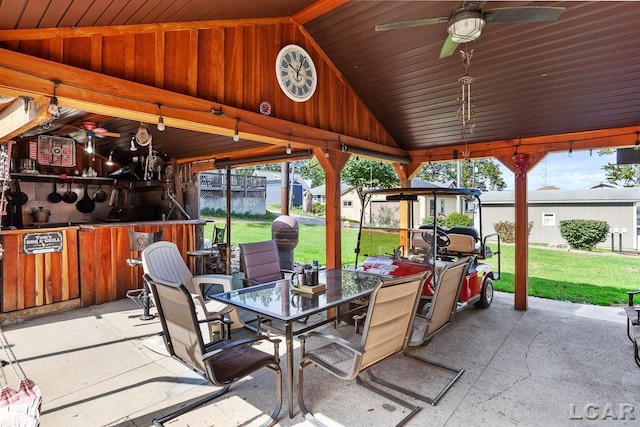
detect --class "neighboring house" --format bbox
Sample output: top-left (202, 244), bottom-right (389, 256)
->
top-left (480, 185), bottom-right (640, 250)
top-left (256, 170), bottom-right (312, 207)
top-left (309, 183), bottom-right (351, 205)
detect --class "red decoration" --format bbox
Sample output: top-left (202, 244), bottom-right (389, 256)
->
top-left (513, 153), bottom-right (529, 179)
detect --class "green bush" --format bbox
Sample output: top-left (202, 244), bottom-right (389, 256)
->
top-left (493, 220), bottom-right (533, 243)
top-left (445, 212), bottom-right (473, 228)
top-left (312, 202), bottom-right (326, 216)
top-left (422, 216), bottom-right (446, 226)
top-left (559, 219), bottom-right (609, 251)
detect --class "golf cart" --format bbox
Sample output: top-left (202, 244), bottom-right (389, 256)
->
top-left (354, 186), bottom-right (500, 313)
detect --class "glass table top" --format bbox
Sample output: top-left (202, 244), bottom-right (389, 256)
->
top-left (212, 269), bottom-right (382, 321)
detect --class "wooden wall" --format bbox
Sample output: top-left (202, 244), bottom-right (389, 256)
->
top-left (0, 20), bottom-right (396, 147)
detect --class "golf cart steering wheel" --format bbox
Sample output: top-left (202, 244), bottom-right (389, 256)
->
top-left (434, 226), bottom-right (450, 248)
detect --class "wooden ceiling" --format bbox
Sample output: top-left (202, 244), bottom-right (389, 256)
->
top-left (0, 0), bottom-right (639, 170)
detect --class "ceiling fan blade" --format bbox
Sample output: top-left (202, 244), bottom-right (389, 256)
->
top-left (439, 35), bottom-right (459, 59)
top-left (484, 7), bottom-right (564, 24)
top-left (98, 131), bottom-right (121, 138)
top-left (375, 16), bottom-right (448, 32)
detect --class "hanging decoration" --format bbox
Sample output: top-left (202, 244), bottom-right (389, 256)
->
top-left (457, 46), bottom-right (476, 139)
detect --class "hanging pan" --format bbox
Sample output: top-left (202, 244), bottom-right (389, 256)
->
top-left (62, 181), bottom-right (78, 204)
top-left (76, 184), bottom-right (95, 213)
top-left (47, 182), bottom-right (62, 203)
top-left (10, 180), bottom-right (28, 206)
top-left (93, 185), bottom-right (107, 203)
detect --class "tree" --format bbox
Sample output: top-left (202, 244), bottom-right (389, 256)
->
top-left (599, 149), bottom-right (639, 187)
top-left (341, 158), bottom-right (399, 202)
top-left (416, 159), bottom-right (507, 190)
top-left (299, 157), bottom-right (326, 187)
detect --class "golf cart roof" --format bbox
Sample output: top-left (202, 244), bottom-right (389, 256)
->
top-left (363, 186), bottom-right (482, 199)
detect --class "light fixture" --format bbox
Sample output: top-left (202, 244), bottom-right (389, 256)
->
top-left (448, 11), bottom-right (485, 44)
top-left (211, 107), bottom-right (224, 116)
top-left (233, 119), bottom-right (240, 142)
top-left (456, 47), bottom-right (476, 138)
top-left (568, 140), bottom-right (573, 157)
top-left (48, 80), bottom-right (60, 117)
top-left (86, 132), bottom-right (93, 153)
top-left (324, 149), bottom-right (330, 158)
top-left (106, 150), bottom-right (114, 166)
top-left (635, 132), bottom-right (640, 150)
top-left (129, 133), bottom-right (137, 151)
top-left (156, 103), bottom-right (165, 131)
top-left (286, 144), bottom-right (292, 155)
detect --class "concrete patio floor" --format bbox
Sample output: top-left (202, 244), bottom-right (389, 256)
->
top-left (1, 291), bottom-right (638, 427)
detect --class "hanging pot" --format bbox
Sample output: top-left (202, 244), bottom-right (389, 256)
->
top-left (62, 182), bottom-right (78, 204)
top-left (10, 180), bottom-right (28, 206)
top-left (76, 184), bottom-right (95, 213)
top-left (30, 207), bottom-right (50, 223)
top-left (93, 185), bottom-right (107, 203)
top-left (47, 182), bottom-right (62, 203)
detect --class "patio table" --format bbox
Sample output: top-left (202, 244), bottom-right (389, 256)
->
top-left (211, 268), bottom-right (383, 418)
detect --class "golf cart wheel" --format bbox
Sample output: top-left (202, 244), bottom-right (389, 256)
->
top-left (474, 276), bottom-right (494, 308)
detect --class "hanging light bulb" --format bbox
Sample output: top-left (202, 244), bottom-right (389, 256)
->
top-left (286, 143), bottom-right (292, 155)
top-left (568, 140), bottom-right (573, 157)
top-left (85, 132), bottom-right (94, 153)
top-left (634, 132), bottom-right (640, 151)
top-left (157, 103), bottom-right (165, 131)
top-left (48, 80), bottom-right (60, 117)
top-left (106, 150), bottom-right (114, 166)
top-left (233, 119), bottom-right (240, 142)
top-left (129, 133), bottom-right (137, 151)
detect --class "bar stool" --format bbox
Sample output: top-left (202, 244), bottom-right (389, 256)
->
top-left (125, 230), bottom-right (164, 319)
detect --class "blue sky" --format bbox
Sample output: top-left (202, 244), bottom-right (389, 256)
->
top-left (499, 150), bottom-right (617, 191)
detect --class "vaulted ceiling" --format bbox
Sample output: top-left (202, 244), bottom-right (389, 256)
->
top-left (0, 0), bottom-right (639, 171)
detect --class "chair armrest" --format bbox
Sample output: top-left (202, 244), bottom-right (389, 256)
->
top-left (242, 277), bottom-right (261, 287)
top-left (628, 290), bottom-right (640, 306)
top-left (198, 317), bottom-right (232, 326)
top-left (192, 274), bottom-right (234, 293)
top-left (201, 335), bottom-right (281, 362)
top-left (299, 331), bottom-right (363, 356)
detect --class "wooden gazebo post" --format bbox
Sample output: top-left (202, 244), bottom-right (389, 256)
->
top-left (496, 152), bottom-right (545, 310)
top-left (395, 162), bottom-right (422, 255)
top-left (315, 148), bottom-right (350, 269)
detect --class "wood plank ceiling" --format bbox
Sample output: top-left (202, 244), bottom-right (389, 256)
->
top-left (0, 0), bottom-right (639, 169)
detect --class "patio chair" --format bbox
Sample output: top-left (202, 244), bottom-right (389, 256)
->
top-left (142, 241), bottom-right (243, 339)
top-left (298, 271), bottom-right (459, 426)
top-left (409, 256), bottom-right (472, 347)
top-left (625, 290), bottom-right (640, 368)
top-left (239, 240), bottom-right (293, 287)
top-left (143, 274), bottom-right (282, 427)
top-left (125, 230), bottom-right (164, 319)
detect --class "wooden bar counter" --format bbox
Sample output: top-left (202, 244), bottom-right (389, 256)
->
top-left (0, 220), bottom-right (205, 321)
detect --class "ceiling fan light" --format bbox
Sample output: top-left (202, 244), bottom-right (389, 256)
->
top-left (448, 14), bottom-right (485, 44)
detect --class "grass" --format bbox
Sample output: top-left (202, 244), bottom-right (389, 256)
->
top-left (204, 218), bottom-right (640, 306)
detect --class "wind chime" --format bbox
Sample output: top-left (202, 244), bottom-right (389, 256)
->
top-left (457, 46), bottom-right (476, 161)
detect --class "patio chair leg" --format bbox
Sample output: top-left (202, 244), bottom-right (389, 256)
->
top-left (298, 360), bottom-right (421, 427)
top-left (152, 385), bottom-right (230, 427)
top-left (365, 351), bottom-right (464, 406)
top-left (635, 340), bottom-right (640, 368)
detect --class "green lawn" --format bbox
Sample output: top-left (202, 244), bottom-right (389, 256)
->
top-left (205, 219), bottom-right (640, 306)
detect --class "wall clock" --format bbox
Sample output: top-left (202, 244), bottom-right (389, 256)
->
top-left (275, 44), bottom-right (317, 102)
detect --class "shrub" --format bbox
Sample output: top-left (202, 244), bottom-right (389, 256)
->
top-left (493, 220), bottom-right (533, 243)
top-left (559, 219), bottom-right (609, 251)
top-left (445, 212), bottom-right (473, 228)
top-left (312, 202), bottom-right (326, 216)
top-left (422, 216), bottom-right (446, 226)
top-left (374, 206), bottom-right (398, 227)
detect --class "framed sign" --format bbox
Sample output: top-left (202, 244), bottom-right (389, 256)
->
top-left (23, 231), bottom-right (63, 255)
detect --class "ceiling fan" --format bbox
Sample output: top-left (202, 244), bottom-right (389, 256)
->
top-left (375, 1), bottom-right (565, 58)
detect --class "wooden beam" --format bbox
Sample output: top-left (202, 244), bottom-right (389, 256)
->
top-left (0, 95), bottom-right (49, 140)
top-left (410, 125), bottom-right (640, 163)
top-left (291, 0), bottom-right (349, 25)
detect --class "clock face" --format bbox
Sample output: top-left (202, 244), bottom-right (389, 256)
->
top-left (276, 44), bottom-right (317, 102)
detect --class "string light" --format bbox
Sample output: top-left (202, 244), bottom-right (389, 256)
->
top-left (48, 80), bottom-right (60, 117)
top-left (129, 133), bottom-right (137, 151)
top-left (233, 119), bottom-right (240, 142)
top-left (106, 150), bottom-right (114, 166)
top-left (568, 140), bottom-right (573, 157)
top-left (634, 132), bottom-right (640, 150)
top-left (286, 135), bottom-right (292, 154)
top-left (156, 103), bottom-right (165, 131)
